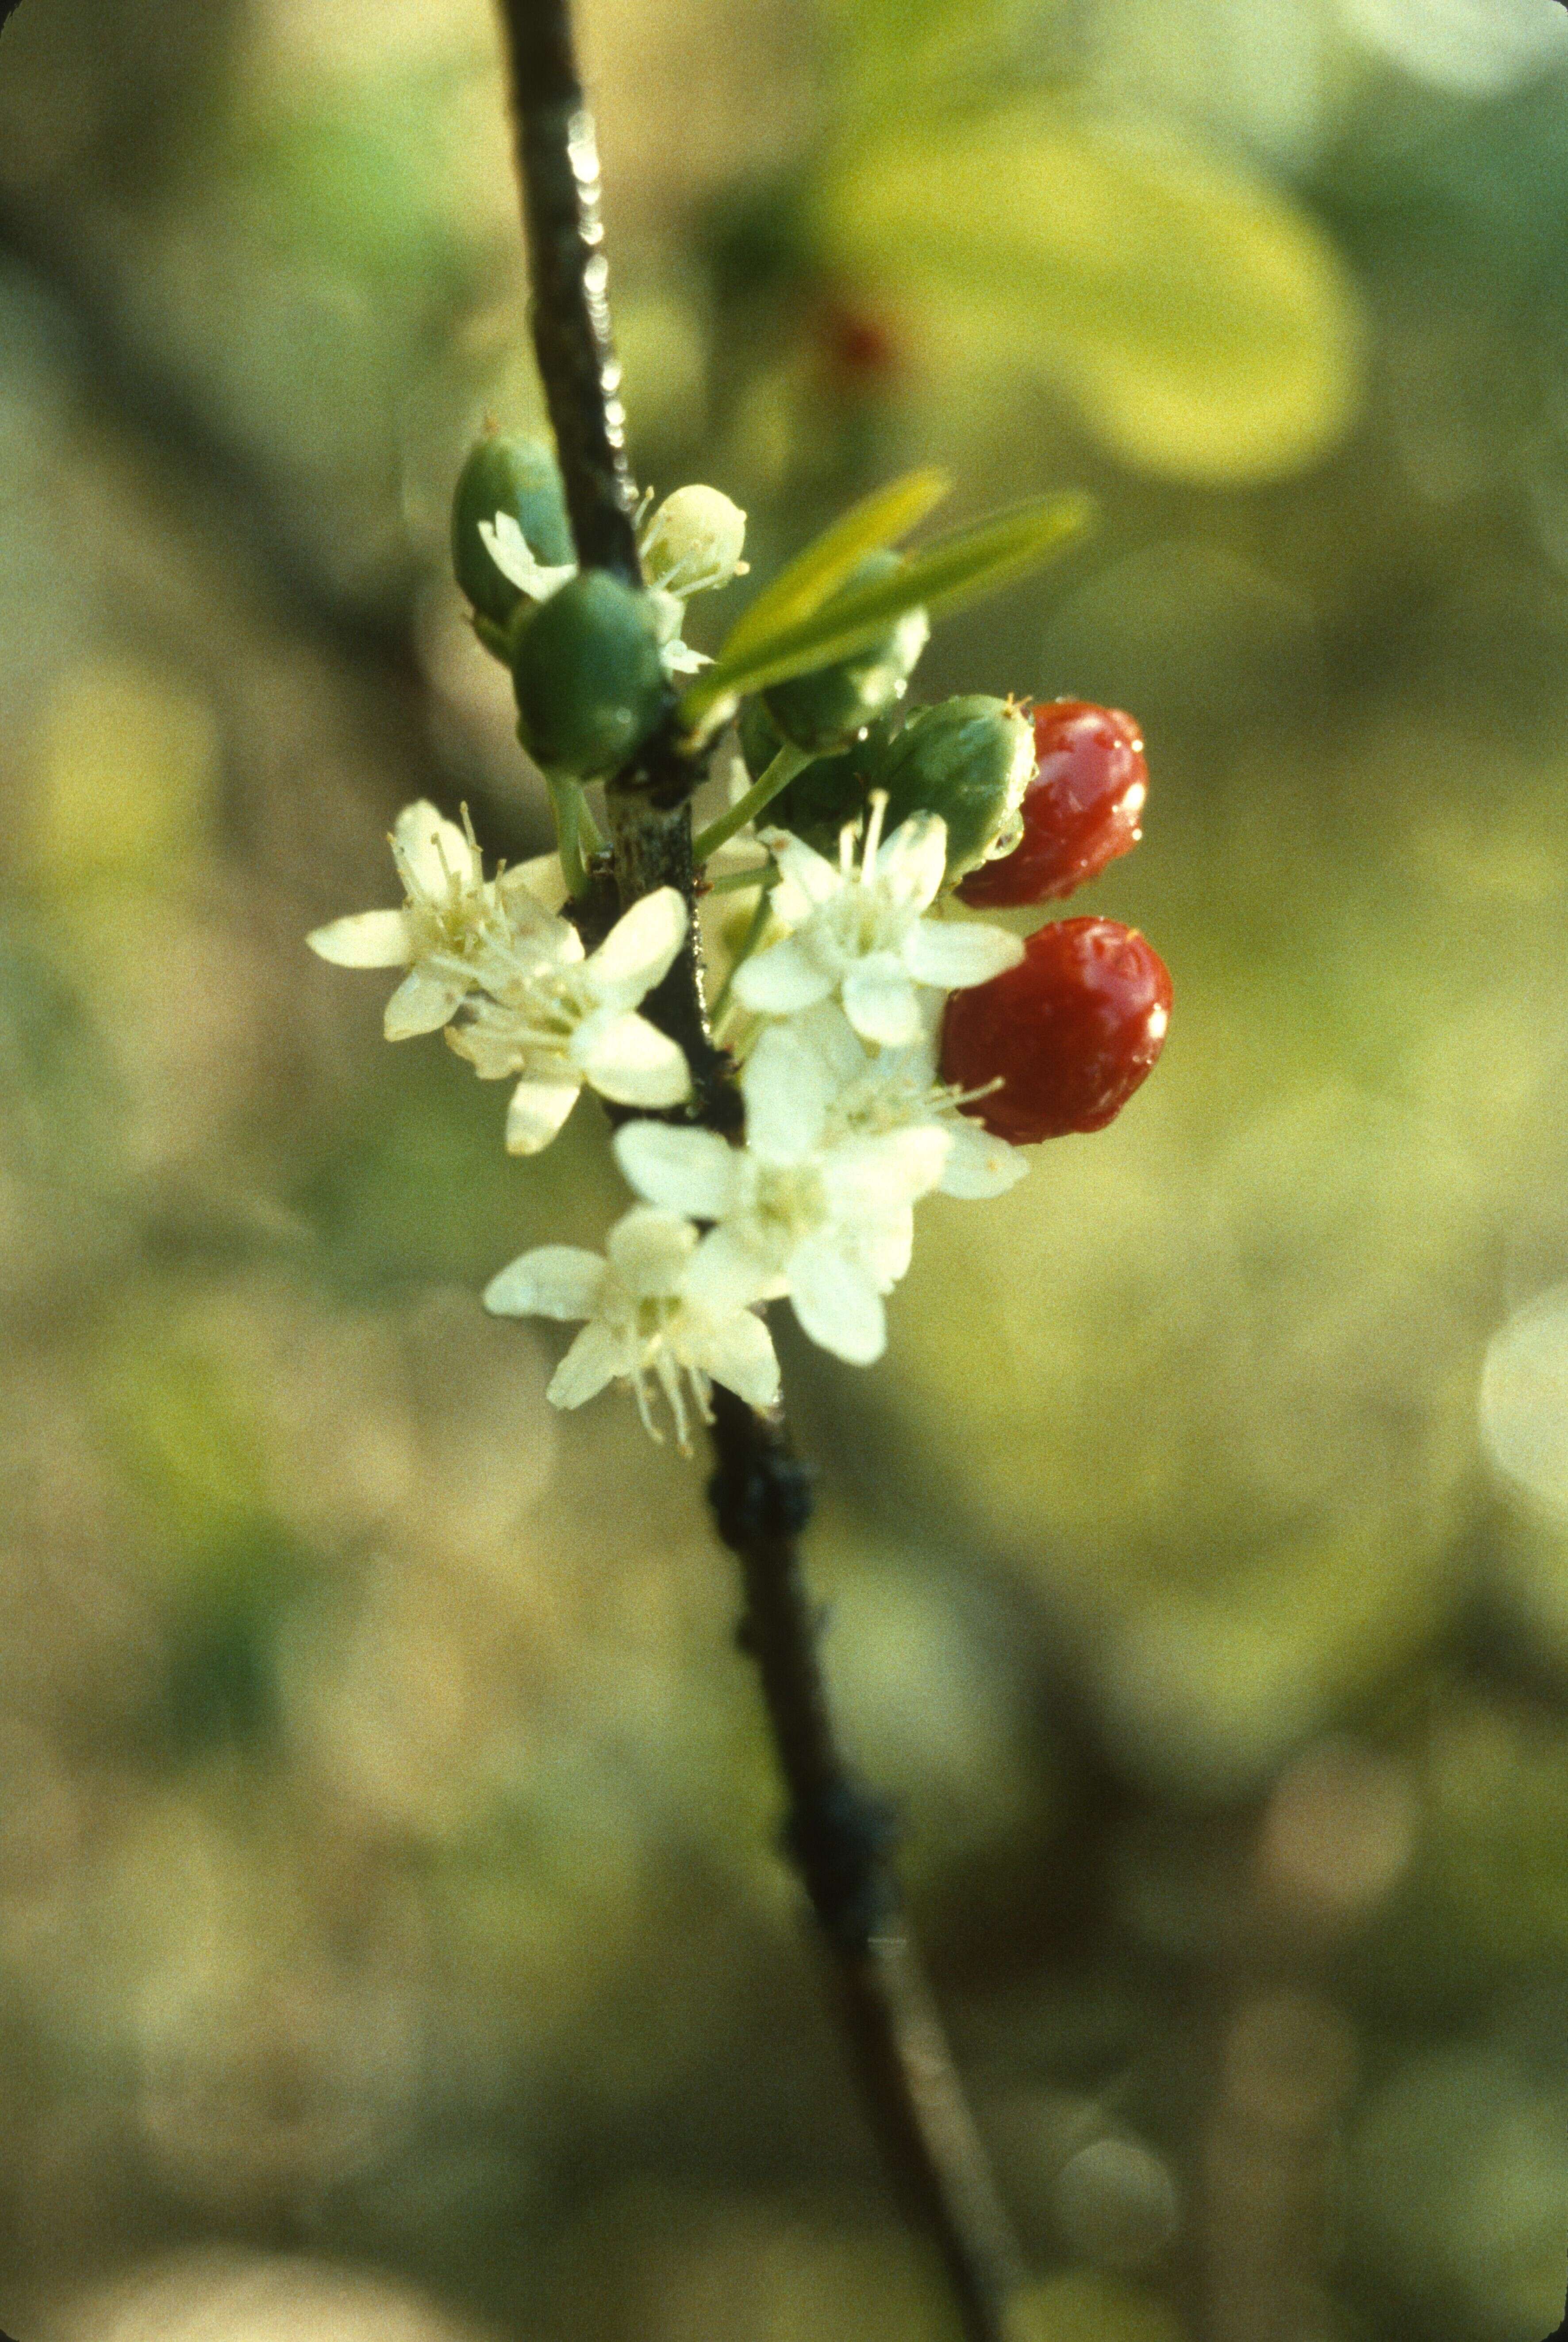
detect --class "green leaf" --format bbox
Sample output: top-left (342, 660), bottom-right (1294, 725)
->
top-left (718, 466), bottom-right (951, 663)
top-left (815, 104), bottom-right (1364, 484)
top-left (682, 493), bottom-right (1090, 728)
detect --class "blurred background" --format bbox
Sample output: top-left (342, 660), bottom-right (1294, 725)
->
top-left (2, 0), bottom-right (1568, 2335)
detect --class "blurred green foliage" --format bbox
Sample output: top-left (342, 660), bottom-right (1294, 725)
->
top-left (4, 0), bottom-right (1568, 2337)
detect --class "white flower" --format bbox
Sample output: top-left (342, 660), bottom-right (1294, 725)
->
top-left (483, 1205), bottom-right (779, 1450)
top-left (732, 796), bottom-right (1024, 1048)
top-left (791, 1001), bottom-right (1027, 1200)
top-left (446, 886), bottom-right (692, 1153)
top-left (613, 1021), bottom-right (951, 1367)
top-left (307, 799), bottom-right (545, 1041)
top-left (477, 483), bottom-right (746, 679)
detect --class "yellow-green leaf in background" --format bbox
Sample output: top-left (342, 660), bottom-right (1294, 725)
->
top-left (815, 104), bottom-right (1364, 484)
top-left (719, 465), bottom-right (950, 663)
top-left (682, 491), bottom-right (1091, 727)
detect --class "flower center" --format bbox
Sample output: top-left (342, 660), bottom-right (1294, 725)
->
top-left (746, 1161), bottom-right (826, 1256)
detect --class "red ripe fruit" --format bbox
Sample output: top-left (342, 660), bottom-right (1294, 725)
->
top-left (957, 700), bottom-right (1147, 909)
top-left (941, 917), bottom-right (1171, 1143)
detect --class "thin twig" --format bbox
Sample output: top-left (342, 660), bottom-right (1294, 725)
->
top-left (709, 1389), bottom-right (1025, 2342)
top-left (498, 8), bottom-right (1024, 2334)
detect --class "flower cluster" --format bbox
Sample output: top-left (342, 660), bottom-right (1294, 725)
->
top-left (308, 787), bottom-right (1028, 1447)
top-left (308, 459), bottom-right (1171, 1450)
top-left (307, 801), bottom-right (691, 1152)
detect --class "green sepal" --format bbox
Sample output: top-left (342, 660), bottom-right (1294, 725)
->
top-left (680, 491), bottom-right (1091, 728)
top-left (511, 572), bottom-right (669, 782)
top-left (452, 429), bottom-right (574, 632)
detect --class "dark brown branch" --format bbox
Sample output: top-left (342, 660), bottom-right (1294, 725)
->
top-left (709, 1388), bottom-right (1024, 2342)
top-left (498, 0), bottom-right (642, 581)
top-left (605, 784), bottom-right (742, 1130)
top-left (500, 8), bottom-right (1024, 2335)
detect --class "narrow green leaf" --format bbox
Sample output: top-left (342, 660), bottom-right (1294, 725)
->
top-left (682, 493), bottom-right (1091, 728)
top-left (718, 466), bottom-right (952, 663)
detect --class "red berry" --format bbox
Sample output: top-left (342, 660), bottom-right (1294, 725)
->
top-left (817, 297), bottom-right (903, 389)
top-left (957, 700), bottom-right (1146, 909)
top-left (941, 917), bottom-right (1171, 1143)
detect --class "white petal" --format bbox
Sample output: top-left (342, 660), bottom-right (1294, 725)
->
top-left (660, 639), bottom-right (711, 676)
top-left (577, 1011), bottom-right (692, 1107)
top-left (607, 1205), bottom-right (698, 1296)
top-left (733, 934), bottom-right (837, 1018)
top-left (939, 1121), bottom-right (1029, 1198)
top-left (874, 812), bottom-right (947, 911)
top-left (647, 588), bottom-right (686, 647)
top-left (841, 954), bottom-right (924, 1048)
top-left (614, 1121), bottom-right (737, 1219)
top-left (788, 1241), bottom-right (887, 1365)
top-left (827, 1126), bottom-right (952, 1212)
top-left (686, 1224), bottom-right (786, 1314)
top-left (501, 855), bottom-right (569, 918)
top-left (487, 900), bottom-right (582, 966)
top-left (901, 919), bottom-right (1024, 990)
top-left (484, 1244), bottom-right (605, 1321)
top-left (477, 513), bottom-right (576, 601)
top-left (760, 829), bottom-right (843, 915)
top-left (872, 1036), bottom-right (941, 1096)
top-left (505, 1077), bottom-right (581, 1154)
top-left (856, 1202), bottom-right (915, 1290)
top-left (395, 800), bottom-right (478, 894)
top-left (792, 1001), bottom-right (869, 1088)
top-left (741, 1022), bottom-right (833, 1162)
top-left (307, 908), bottom-right (413, 968)
top-left (384, 964), bottom-right (469, 1040)
top-left (589, 887), bottom-right (688, 1004)
top-left (547, 1321), bottom-right (625, 1408)
top-left (689, 1306), bottom-right (780, 1407)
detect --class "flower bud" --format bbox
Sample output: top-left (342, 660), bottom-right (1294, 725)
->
top-left (762, 551), bottom-right (928, 755)
top-left (451, 430), bottom-right (573, 631)
top-left (639, 485), bottom-right (747, 598)
top-left (872, 695), bottom-right (1036, 885)
top-left (511, 572), bottom-right (668, 780)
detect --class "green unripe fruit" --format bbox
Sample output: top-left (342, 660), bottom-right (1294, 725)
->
top-left (451, 430), bottom-right (573, 631)
top-left (762, 551), bottom-right (929, 754)
top-left (746, 704), bottom-right (900, 855)
top-left (511, 571), bottom-right (669, 780)
top-left (873, 696), bottom-right (1035, 884)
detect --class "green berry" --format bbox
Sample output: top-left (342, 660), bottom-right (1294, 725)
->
top-left (451, 429), bottom-right (573, 631)
top-left (747, 706), bottom-right (899, 855)
top-left (761, 551), bottom-right (928, 754)
top-left (511, 571), bottom-right (669, 780)
top-left (873, 695), bottom-right (1036, 885)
